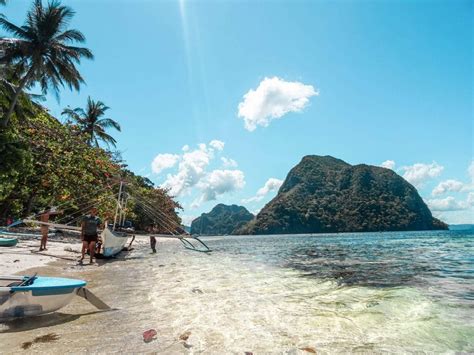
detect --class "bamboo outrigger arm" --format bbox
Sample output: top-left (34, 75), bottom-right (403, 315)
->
top-left (146, 233), bottom-right (212, 253)
top-left (21, 219), bottom-right (82, 232)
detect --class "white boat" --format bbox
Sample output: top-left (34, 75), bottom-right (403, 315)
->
top-left (101, 227), bottom-right (129, 257)
top-left (0, 275), bottom-right (110, 320)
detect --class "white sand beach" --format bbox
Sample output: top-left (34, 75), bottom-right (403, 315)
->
top-left (0, 234), bottom-right (83, 275)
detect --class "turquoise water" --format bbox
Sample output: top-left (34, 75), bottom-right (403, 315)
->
top-left (1, 230), bottom-right (472, 353)
top-left (211, 230), bottom-right (474, 302)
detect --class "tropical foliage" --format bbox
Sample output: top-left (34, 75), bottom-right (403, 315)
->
top-left (0, 1), bottom-right (182, 231)
top-left (62, 97), bottom-right (121, 147)
top-left (0, 0), bottom-right (93, 127)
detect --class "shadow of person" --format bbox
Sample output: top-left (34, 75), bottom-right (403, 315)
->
top-left (0, 310), bottom-right (115, 333)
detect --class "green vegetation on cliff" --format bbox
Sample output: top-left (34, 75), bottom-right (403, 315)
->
top-left (240, 155), bottom-right (447, 235)
top-left (0, 107), bottom-right (181, 230)
top-left (191, 204), bottom-right (254, 235)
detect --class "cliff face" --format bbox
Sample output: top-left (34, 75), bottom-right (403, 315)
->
top-left (240, 155), bottom-right (447, 235)
top-left (191, 204), bottom-right (254, 235)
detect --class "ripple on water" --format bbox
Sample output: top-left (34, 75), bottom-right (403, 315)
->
top-left (0, 232), bottom-right (472, 353)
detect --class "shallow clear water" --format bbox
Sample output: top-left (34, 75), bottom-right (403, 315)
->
top-left (1, 231), bottom-right (473, 353)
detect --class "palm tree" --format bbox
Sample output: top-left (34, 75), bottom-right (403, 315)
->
top-left (62, 97), bottom-right (121, 147)
top-left (0, 0), bottom-right (93, 128)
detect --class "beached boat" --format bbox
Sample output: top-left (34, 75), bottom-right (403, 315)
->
top-left (0, 238), bottom-right (18, 247)
top-left (101, 228), bottom-right (129, 257)
top-left (0, 275), bottom-right (85, 320)
top-left (0, 275), bottom-right (111, 321)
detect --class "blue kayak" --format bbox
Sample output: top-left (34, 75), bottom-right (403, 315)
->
top-left (0, 238), bottom-right (18, 247)
top-left (10, 276), bottom-right (87, 294)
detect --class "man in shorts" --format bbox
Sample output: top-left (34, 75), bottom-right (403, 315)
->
top-left (80, 207), bottom-right (102, 264)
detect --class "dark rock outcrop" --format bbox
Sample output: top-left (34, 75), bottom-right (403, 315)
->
top-left (191, 204), bottom-right (254, 235)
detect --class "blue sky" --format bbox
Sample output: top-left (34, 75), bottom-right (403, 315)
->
top-left (3, 0), bottom-right (473, 224)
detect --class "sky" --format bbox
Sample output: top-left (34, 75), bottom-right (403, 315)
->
top-left (3, 0), bottom-right (473, 225)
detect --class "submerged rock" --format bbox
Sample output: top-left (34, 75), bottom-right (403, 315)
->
top-left (143, 329), bottom-right (157, 343)
top-left (21, 333), bottom-right (60, 349)
top-left (179, 331), bottom-right (191, 341)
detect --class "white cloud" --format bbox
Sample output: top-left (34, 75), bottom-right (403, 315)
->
top-left (467, 192), bottom-right (474, 206)
top-left (199, 169), bottom-right (245, 202)
top-left (381, 160), bottom-right (395, 170)
top-left (432, 179), bottom-right (465, 196)
top-left (209, 139), bottom-right (225, 151)
top-left (221, 157), bottom-right (238, 168)
top-left (401, 162), bottom-right (444, 187)
top-left (431, 162), bottom-right (474, 196)
top-left (426, 196), bottom-right (468, 211)
top-left (154, 140), bottom-right (245, 204)
top-left (162, 144), bottom-right (211, 196)
top-left (151, 153), bottom-right (179, 174)
top-left (237, 76), bottom-right (318, 131)
top-left (179, 215), bottom-right (196, 226)
top-left (242, 178), bottom-right (283, 203)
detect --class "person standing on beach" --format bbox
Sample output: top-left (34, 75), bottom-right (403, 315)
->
top-left (39, 207), bottom-right (62, 251)
top-left (147, 223), bottom-right (157, 253)
top-left (80, 207), bottom-right (102, 264)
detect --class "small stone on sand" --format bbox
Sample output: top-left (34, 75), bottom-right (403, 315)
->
top-left (300, 347), bottom-right (317, 353)
top-left (179, 331), bottom-right (191, 341)
top-left (143, 329), bottom-right (157, 343)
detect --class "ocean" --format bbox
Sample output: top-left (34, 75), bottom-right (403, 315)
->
top-left (1, 230), bottom-right (473, 353)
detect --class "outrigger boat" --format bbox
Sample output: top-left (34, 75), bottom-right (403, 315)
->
top-left (4, 180), bottom-right (211, 256)
top-left (0, 274), bottom-right (110, 320)
top-left (100, 228), bottom-right (130, 257)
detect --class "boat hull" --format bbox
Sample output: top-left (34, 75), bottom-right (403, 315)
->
top-left (0, 276), bottom-right (86, 320)
top-left (101, 228), bottom-right (129, 257)
top-left (0, 289), bottom-right (77, 320)
top-left (0, 238), bottom-right (18, 247)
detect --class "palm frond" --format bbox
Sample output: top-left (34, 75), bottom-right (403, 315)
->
top-left (0, 18), bottom-right (29, 39)
top-left (97, 118), bottom-right (121, 132)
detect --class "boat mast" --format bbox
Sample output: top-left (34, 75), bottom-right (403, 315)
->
top-left (113, 181), bottom-right (124, 231)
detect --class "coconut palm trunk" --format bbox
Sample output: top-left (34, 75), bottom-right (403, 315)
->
top-left (0, 67), bottom-right (34, 128)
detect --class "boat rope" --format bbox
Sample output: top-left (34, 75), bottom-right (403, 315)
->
top-left (126, 189), bottom-right (186, 234)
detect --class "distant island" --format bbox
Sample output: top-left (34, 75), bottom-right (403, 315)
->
top-left (238, 155), bottom-right (448, 235)
top-left (449, 224), bottom-right (474, 231)
top-left (191, 204), bottom-right (254, 235)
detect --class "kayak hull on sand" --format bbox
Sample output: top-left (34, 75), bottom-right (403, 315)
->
top-left (0, 276), bottom-right (86, 320)
top-left (0, 238), bottom-right (18, 247)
